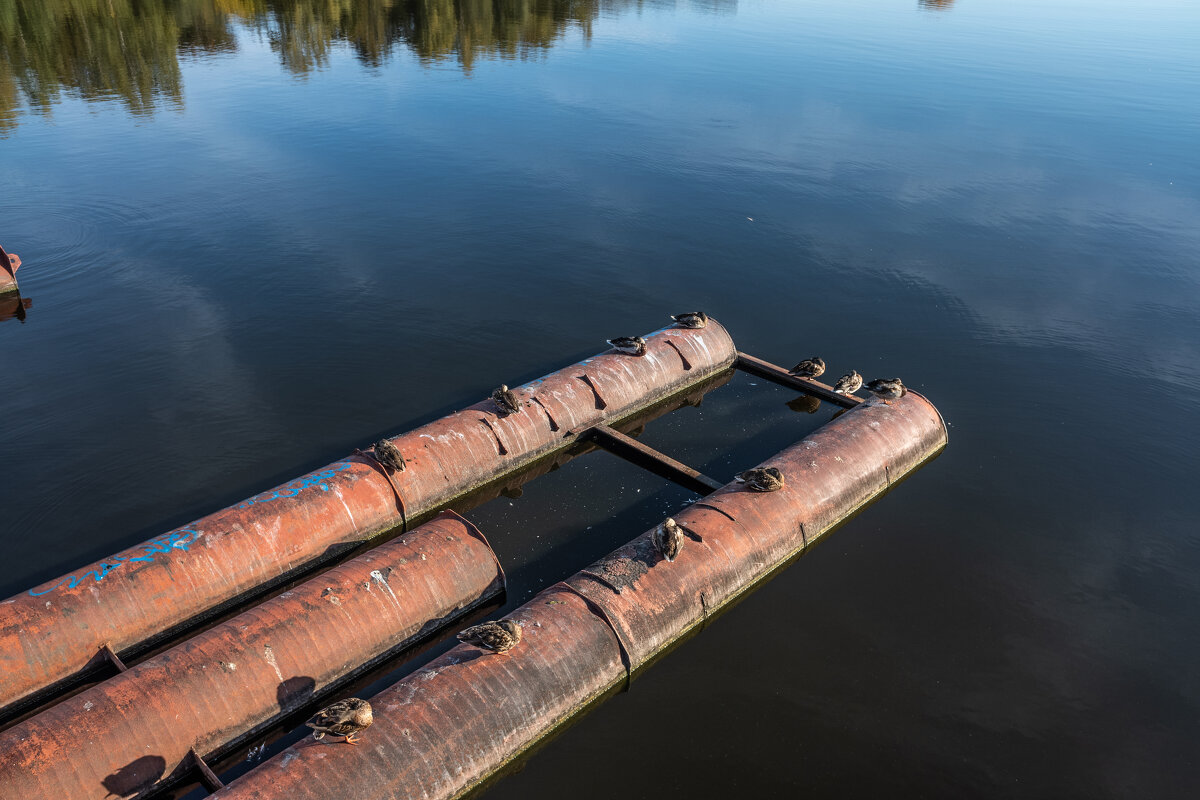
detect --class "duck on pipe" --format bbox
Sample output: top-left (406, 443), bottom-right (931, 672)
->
top-left (0, 511), bottom-right (503, 800)
top-left (210, 390), bottom-right (948, 800)
top-left (0, 321), bottom-right (737, 714)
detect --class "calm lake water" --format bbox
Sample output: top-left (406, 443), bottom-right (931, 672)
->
top-left (3, 0), bottom-right (1199, 796)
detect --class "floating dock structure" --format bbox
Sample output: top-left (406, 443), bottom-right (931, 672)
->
top-left (0, 322), bottom-right (737, 716)
top-left (0, 316), bottom-right (946, 800)
top-left (0, 513), bottom-right (503, 799)
top-left (212, 390), bottom-right (947, 800)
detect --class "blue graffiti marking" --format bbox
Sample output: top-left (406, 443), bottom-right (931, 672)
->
top-left (29, 527), bottom-right (202, 597)
top-left (232, 461), bottom-right (355, 510)
top-left (26, 461), bottom-right (357, 597)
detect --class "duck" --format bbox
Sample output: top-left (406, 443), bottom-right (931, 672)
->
top-left (833, 370), bottom-right (863, 395)
top-left (373, 439), bottom-right (405, 473)
top-left (607, 336), bottom-right (647, 356)
top-left (865, 378), bottom-right (907, 404)
top-left (305, 698), bottom-right (373, 745)
top-left (736, 467), bottom-right (785, 492)
top-left (788, 357), bottom-right (826, 378)
top-left (671, 312), bottom-right (708, 329)
top-left (457, 619), bottom-right (523, 654)
top-left (491, 384), bottom-right (522, 415)
top-left (653, 518), bottom-right (684, 562)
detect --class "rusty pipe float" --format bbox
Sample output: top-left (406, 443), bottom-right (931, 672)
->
top-left (0, 511), bottom-right (503, 800)
top-left (0, 243), bottom-right (19, 296)
top-left (212, 391), bottom-right (948, 800)
top-left (0, 322), bottom-right (736, 715)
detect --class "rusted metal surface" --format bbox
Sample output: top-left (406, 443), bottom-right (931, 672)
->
top-left (0, 243), bottom-right (18, 295)
top-left (212, 391), bottom-right (947, 800)
top-left (0, 512), bottom-right (503, 800)
top-left (583, 425), bottom-right (723, 493)
top-left (0, 322), bottom-right (737, 716)
top-left (735, 351), bottom-right (863, 408)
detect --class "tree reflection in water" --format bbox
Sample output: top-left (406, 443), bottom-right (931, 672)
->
top-left (0, 0), bottom-right (639, 132)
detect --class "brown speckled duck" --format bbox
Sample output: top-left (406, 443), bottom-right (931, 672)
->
top-left (736, 467), bottom-right (785, 492)
top-left (373, 439), bottom-right (405, 473)
top-left (653, 518), bottom-right (684, 562)
top-left (671, 312), bottom-right (708, 329)
top-left (458, 620), bottom-right (523, 654)
top-left (491, 384), bottom-right (522, 415)
top-left (788, 357), bottom-right (826, 378)
top-left (833, 370), bottom-right (863, 395)
top-left (865, 378), bottom-right (907, 404)
top-left (607, 336), bottom-right (647, 356)
top-left (306, 698), bottom-right (373, 745)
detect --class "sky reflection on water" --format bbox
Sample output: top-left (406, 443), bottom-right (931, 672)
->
top-left (2, 0), bottom-right (1199, 797)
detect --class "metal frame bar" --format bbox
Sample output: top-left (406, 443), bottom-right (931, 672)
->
top-left (735, 352), bottom-right (862, 408)
top-left (189, 748), bottom-right (225, 792)
top-left (581, 426), bottom-right (722, 494)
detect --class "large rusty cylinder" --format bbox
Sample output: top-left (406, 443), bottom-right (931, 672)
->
top-left (212, 392), bottom-right (947, 800)
top-left (0, 322), bottom-right (737, 714)
top-left (0, 512), bottom-right (504, 800)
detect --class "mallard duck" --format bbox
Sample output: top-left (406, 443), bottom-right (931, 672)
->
top-left (491, 384), bottom-right (522, 415)
top-left (305, 698), bottom-right (373, 745)
top-left (736, 466), bottom-right (785, 492)
top-left (373, 439), bottom-right (405, 473)
top-left (788, 357), bottom-right (826, 378)
top-left (833, 370), bottom-right (863, 395)
top-left (457, 619), bottom-right (523, 654)
top-left (653, 518), bottom-right (684, 562)
top-left (671, 312), bottom-right (708, 329)
top-left (607, 336), bottom-right (647, 356)
top-left (865, 378), bottom-right (907, 404)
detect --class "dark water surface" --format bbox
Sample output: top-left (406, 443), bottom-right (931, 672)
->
top-left (3, 0), bottom-right (1200, 796)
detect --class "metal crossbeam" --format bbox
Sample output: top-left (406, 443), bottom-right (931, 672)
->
top-left (735, 352), bottom-right (862, 408)
top-left (583, 426), bottom-right (722, 494)
top-left (190, 748), bottom-right (225, 792)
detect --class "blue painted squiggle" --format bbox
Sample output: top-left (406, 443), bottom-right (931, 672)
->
top-left (26, 461), bottom-right (357, 597)
top-left (232, 461), bottom-right (355, 510)
top-left (29, 527), bottom-right (202, 597)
